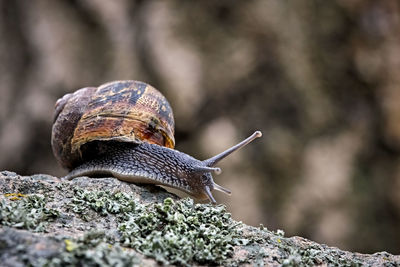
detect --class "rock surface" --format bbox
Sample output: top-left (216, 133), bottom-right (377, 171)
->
top-left (0, 171), bottom-right (399, 266)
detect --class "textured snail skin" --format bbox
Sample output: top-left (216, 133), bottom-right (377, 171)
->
top-left (63, 131), bottom-right (262, 203)
top-left (64, 141), bottom-right (216, 201)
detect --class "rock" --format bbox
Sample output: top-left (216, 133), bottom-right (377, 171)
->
top-left (0, 172), bottom-right (399, 266)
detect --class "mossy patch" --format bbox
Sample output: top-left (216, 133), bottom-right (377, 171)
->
top-left (0, 193), bottom-right (59, 231)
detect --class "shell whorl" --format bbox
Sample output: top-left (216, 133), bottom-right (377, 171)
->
top-left (51, 80), bottom-right (175, 170)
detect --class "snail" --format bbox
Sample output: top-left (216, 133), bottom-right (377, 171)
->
top-left (51, 80), bottom-right (261, 203)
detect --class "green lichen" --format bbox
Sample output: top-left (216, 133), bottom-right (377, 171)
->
top-left (230, 224), bottom-right (367, 266)
top-left (41, 231), bottom-right (140, 267)
top-left (68, 188), bottom-right (136, 221)
top-left (0, 193), bottom-right (59, 231)
top-left (64, 187), bottom-right (376, 266)
top-left (276, 240), bottom-right (364, 266)
top-left (68, 188), bottom-right (245, 266)
top-left (119, 198), bottom-right (246, 266)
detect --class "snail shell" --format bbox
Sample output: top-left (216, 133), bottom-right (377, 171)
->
top-left (52, 80), bottom-right (174, 170)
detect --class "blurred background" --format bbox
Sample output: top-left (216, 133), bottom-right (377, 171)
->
top-left (1, 0), bottom-right (399, 254)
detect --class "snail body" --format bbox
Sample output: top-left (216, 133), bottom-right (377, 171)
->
top-left (52, 80), bottom-right (261, 203)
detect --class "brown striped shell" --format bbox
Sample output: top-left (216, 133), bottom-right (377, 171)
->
top-left (51, 80), bottom-right (175, 170)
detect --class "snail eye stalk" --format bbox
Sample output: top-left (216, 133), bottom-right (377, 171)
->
top-left (203, 131), bottom-right (262, 167)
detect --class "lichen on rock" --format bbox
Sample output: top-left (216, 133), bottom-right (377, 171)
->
top-left (0, 193), bottom-right (59, 232)
top-left (118, 197), bottom-right (244, 265)
top-left (0, 171), bottom-right (399, 266)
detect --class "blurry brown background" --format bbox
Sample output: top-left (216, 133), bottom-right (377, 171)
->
top-left (1, 0), bottom-right (399, 254)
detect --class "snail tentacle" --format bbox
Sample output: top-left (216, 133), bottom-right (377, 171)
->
top-left (204, 186), bottom-right (216, 204)
top-left (203, 131), bottom-right (262, 167)
top-left (213, 183), bottom-right (231, 195)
